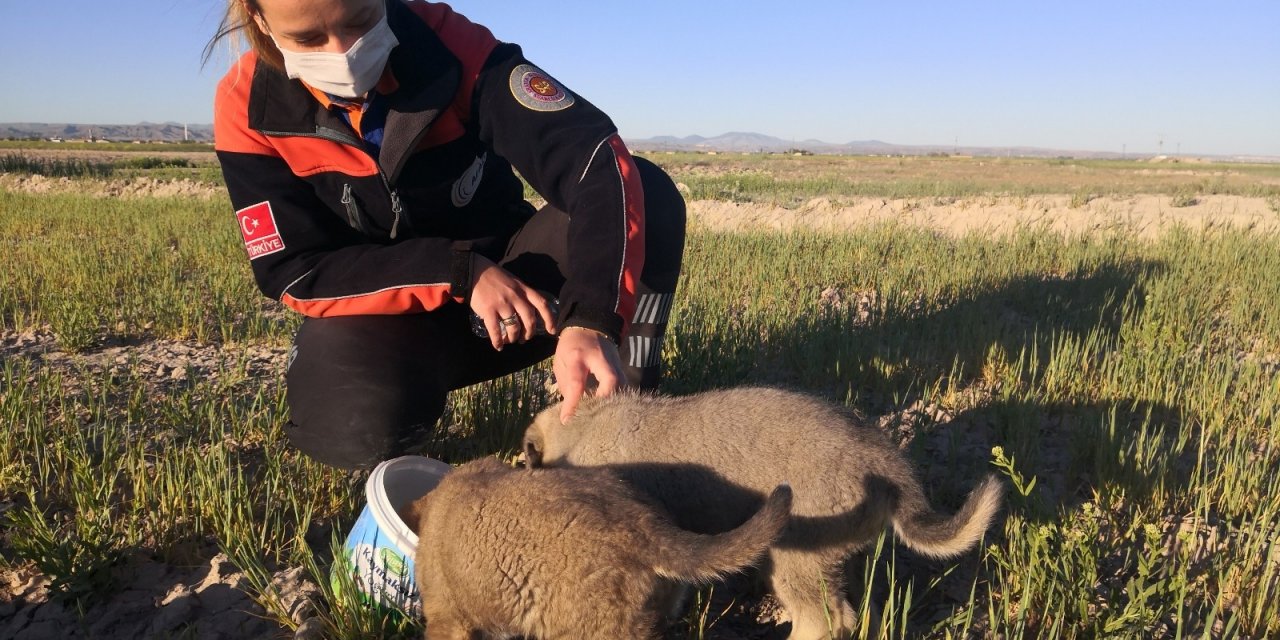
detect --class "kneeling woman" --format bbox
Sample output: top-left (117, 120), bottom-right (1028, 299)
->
top-left (207, 0), bottom-right (685, 468)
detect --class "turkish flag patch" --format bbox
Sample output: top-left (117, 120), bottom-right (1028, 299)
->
top-left (236, 201), bottom-right (286, 259)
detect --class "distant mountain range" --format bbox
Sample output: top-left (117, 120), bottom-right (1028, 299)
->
top-left (0, 122), bottom-right (214, 143)
top-left (2, 122), bottom-right (1273, 162)
top-left (626, 131), bottom-right (1219, 161)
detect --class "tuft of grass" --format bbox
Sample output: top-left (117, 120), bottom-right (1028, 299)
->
top-left (0, 153), bottom-right (115, 178)
top-left (1170, 186), bottom-right (1199, 207)
top-left (1070, 189), bottom-right (1097, 209)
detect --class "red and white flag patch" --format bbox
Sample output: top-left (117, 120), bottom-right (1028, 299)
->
top-left (236, 201), bottom-right (286, 259)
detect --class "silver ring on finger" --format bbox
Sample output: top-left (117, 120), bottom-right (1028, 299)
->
top-left (500, 314), bottom-right (520, 327)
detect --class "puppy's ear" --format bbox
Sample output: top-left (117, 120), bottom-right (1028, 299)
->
top-left (523, 437), bottom-right (544, 472)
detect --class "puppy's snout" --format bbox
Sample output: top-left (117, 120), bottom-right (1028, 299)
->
top-left (523, 439), bottom-right (544, 470)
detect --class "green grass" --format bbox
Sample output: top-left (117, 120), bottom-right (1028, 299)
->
top-left (0, 154), bottom-right (117, 179)
top-left (0, 191), bottom-right (281, 350)
top-left (637, 152), bottom-right (1280, 207)
top-left (0, 152), bottom-right (224, 185)
top-left (2, 179), bottom-right (1279, 638)
top-left (7, 142), bottom-right (1278, 207)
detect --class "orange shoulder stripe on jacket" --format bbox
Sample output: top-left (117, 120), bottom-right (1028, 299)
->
top-left (273, 138), bottom-right (381, 178)
top-left (214, 52), bottom-right (276, 157)
top-left (214, 51), bottom-right (380, 178)
top-left (407, 2), bottom-right (498, 115)
top-left (407, 2), bottom-right (499, 149)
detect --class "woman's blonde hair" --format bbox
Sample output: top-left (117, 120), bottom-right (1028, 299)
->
top-left (202, 0), bottom-right (284, 71)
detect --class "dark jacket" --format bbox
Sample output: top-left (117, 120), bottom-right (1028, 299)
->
top-left (214, 0), bottom-right (645, 341)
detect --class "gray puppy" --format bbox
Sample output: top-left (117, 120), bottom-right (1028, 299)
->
top-left (524, 387), bottom-right (1004, 640)
top-left (404, 456), bottom-right (792, 640)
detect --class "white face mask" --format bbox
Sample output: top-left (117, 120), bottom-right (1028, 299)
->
top-left (271, 12), bottom-right (399, 99)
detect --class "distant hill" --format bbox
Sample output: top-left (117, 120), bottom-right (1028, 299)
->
top-left (625, 131), bottom-right (1134, 159)
top-left (2, 122), bottom-right (1272, 162)
top-left (626, 132), bottom-right (1278, 162)
top-left (0, 122), bottom-right (213, 143)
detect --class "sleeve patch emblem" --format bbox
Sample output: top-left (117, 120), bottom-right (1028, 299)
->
top-left (509, 64), bottom-right (576, 112)
top-left (236, 201), bottom-right (286, 259)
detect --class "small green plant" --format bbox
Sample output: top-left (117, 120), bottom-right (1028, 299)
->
top-left (1070, 189), bottom-right (1096, 208)
top-left (677, 585), bottom-right (735, 640)
top-left (990, 446), bottom-right (1036, 498)
top-left (3, 501), bottom-right (125, 607)
top-left (117, 156), bottom-right (194, 170)
top-left (1170, 186), bottom-right (1198, 207)
top-left (286, 536), bottom-right (422, 639)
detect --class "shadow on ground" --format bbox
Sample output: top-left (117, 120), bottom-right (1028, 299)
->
top-left (657, 256), bottom-right (1214, 637)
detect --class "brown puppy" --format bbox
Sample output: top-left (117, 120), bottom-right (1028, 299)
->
top-left (524, 387), bottom-right (1004, 640)
top-left (404, 456), bottom-right (792, 640)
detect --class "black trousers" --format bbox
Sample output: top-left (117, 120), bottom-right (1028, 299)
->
top-left (284, 158), bottom-right (686, 469)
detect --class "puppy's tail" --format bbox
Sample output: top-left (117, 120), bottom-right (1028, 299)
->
top-left (652, 484), bottom-right (792, 583)
top-left (891, 474), bottom-right (1004, 559)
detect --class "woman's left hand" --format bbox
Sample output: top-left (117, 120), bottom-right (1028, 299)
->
top-left (468, 254), bottom-right (558, 350)
top-left (553, 326), bottom-right (625, 424)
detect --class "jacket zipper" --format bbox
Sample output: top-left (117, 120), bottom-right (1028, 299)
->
top-left (261, 126), bottom-right (410, 239)
top-left (339, 183), bottom-right (367, 233)
top-left (388, 189), bottom-right (405, 239)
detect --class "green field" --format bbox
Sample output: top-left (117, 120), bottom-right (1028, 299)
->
top-left (2, 154), bottom-right (1279, 638)
top-left (5, 146), bottom-right (1280, 207)
top-left (648, 152), bottom-right (1280, 208)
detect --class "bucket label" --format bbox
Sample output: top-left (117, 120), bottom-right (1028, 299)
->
top-left (379, 546), bottom-right (409, 579)
top-left (343, 506), bottom-right (420, 616)
top-left (352, 543), bottom-right (419, 614)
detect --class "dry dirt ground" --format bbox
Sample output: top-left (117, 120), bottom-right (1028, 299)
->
top-left (687, 193), bottom-right (1280, 238)
top-left (4, 171), bottom-right (1276, 237)
top-left (2, 551), bottom-right (316, 640)
top-left (2, 173), bottom-right (1270, 638)
top-left (0, 173), bottom-right (221, 200)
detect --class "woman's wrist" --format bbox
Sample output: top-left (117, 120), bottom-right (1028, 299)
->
top-left (559, 325), bottom-right (612, 341)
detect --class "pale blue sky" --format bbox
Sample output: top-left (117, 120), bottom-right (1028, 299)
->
top-left (1, 1), bottom-right (1276, 156)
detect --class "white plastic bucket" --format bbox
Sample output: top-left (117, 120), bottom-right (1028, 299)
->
top-left (337, 455), bottom-right (452, 615)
